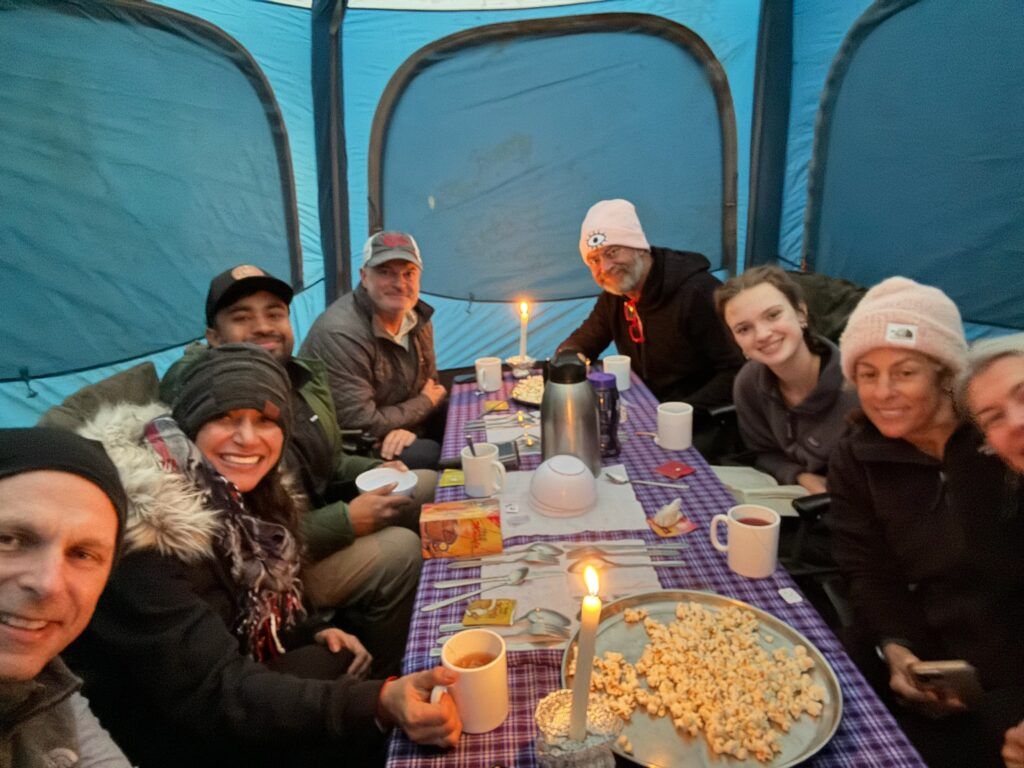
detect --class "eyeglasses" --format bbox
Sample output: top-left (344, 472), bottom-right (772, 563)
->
top-left (623, 299), bottom-right (645, 344)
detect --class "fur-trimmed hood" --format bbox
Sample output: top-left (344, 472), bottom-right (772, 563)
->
top-left (78, 401), bottom-right (306, 564)
top-left (78, 402), bottom-right (221, 563)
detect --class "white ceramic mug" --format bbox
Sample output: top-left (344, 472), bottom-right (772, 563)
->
top-left (602, 354), bottom-right (631, 391)
top-left (461, 443), bottom-right (506, 497)
top-left (710, 504), bottom-right (780, 579)
top-left (430, 628), bottom-right (508, 733)
top-left (656, 401), bottom-right (693, 450)
top-left (474, 357), bottom-right (503, 393)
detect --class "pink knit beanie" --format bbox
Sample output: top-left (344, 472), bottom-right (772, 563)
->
top-left (579, 199), bottom-right (650, 259)
top-left (839, 276), bottom-right (968, 380)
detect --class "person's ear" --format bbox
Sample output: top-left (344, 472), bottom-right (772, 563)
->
top-left (205, 326), bottom-right (221, 347)
top-left (798, 302), bottom-right (809, 328)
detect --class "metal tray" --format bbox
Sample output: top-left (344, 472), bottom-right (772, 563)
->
top-left (560, 590), bottom-right (843, 767)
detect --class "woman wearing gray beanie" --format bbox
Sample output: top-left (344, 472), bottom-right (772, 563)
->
top-left (65, 344), bottom-right (460, 768)
top-left (829, 278), bottom-right (1023, 767)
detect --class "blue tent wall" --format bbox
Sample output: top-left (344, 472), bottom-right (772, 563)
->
top-left (776, 0), bottom-right (874, 268)
top-left (0, 0), bottom-right (313, 428)
top-left (802, 0), bottom-right (1024, 335)
top-left (374, 17), bottom-right (737, 302)
top-left (320, 0), bottom-right (760, 370)
top-left (4, 0), bottom-right (1021, 427)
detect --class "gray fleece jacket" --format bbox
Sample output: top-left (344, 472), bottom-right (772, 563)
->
top-left (299, 285), bottom-right (439, 438)
top-left (0, 659), bottom-right (129, 768)
top-left (732, 338), bottom-right (858, 484)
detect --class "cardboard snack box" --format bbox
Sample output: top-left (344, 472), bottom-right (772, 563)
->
top-left (420, 498), bottom-right (503, 559)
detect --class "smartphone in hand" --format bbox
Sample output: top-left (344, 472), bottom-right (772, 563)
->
top-left (908, 660), bottom-right (983, 706)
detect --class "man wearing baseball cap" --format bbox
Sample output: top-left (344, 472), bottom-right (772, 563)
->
top-left (558, 199), bottom-right (744, 449)
top-left (160, 264), bottom-right (436, 672)
top-left (301, 231), bottom-right (446, 470)
top-left (0, 427), bottom-right (131, 766)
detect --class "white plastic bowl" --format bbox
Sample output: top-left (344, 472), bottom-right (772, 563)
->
top-left (529, 455), bottom-right (597, 517)
top-left (355, 467), bottom-right (417, 496)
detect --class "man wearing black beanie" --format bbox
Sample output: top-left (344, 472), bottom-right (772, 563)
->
top-left (0, 427), bottom-right (130, 766)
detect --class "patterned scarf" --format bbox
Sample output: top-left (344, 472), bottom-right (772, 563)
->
top-left (143, 416), bottom-right (306, 661)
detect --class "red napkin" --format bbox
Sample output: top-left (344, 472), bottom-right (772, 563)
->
top-left (654, 460), bottom-right (695, 480)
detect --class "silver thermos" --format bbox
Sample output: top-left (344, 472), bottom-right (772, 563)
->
top-left (541, 350), bottom-right (601, 476)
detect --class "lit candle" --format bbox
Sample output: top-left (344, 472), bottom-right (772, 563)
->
top-left (519, 301), bottom-right (529, 359)
top-left (569, 565), bottom-right (601, 741)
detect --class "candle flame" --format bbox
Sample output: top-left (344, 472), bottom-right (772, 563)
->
top-left (584, 565), bottom-right (599, 596)
top-left (519, 301), bottom-right (529, 317)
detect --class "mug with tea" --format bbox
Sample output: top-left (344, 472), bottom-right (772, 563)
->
top-left (431, 628), bottom-right (508, 733)
top-left (474, 357), bottom-right (503, 393)
top-left (460, 443), bottom-right (506, 498)
top-left (710, 504), bottom-right (780, 579)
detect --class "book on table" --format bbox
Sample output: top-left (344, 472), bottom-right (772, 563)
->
top-left (709, 465), bottom-right (808, 518)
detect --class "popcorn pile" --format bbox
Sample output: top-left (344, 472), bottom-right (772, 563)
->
top-left (511, 375), bottom-right (544, 404)
top-left (569, 602), bottom-right (827, 762)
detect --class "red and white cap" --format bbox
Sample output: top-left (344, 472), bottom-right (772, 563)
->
top-left (362, 231), bottom-right (423, 269)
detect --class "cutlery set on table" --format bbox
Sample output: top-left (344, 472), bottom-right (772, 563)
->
top-left (423, 540), bottom-right (689, 650)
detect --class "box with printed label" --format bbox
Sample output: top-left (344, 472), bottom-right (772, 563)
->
top-left (419, 498), bottom-right (503, 559)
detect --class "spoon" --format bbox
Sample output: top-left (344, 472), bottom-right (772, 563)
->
top-left (421, 570), bottom-right (563, 613)
top-left (438, 607), bottom-right (572, 634)
top-left (604, 470), bottom-right (688, 490)
top-left (436, 622), bottom-right (569, 644)
top-left (519, 607), bottom-right (572, 627)
top-left (565, 544), bottom-right (688, 560)
top-left (567, 555), bottom-right (686, 573)
top-left (434, 566), bottom-right (530, 590)
top-left (508, 542), bottom-right (563, 557)
top-left (446, 552), bottom-right (558, 570)
top-left (449, 542), bottom-right (562, 568)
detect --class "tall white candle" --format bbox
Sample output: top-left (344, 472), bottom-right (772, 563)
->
top-left (569, 566), bottom-right (601, 741)
top-left (519, 301), bottom-right (529, 359)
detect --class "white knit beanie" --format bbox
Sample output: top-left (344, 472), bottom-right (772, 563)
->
top-left (579, 199), bottom-right (650, 259)
top-left (839, 276), bottom-right (968, 380)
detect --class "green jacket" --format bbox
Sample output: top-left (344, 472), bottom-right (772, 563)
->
top-left (161, 344), bottom-right (380, 558)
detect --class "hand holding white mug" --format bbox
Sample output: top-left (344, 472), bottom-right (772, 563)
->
top-left (378, 667), bottom-right (462, 747)
top-left (430, 628), bottom-right (508, 734)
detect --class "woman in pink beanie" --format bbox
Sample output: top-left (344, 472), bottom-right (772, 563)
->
top-left (829, 277), bottom-right (1023, 767)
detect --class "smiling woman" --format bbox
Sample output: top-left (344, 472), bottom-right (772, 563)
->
top-left (715, 266), bottom-right (857, 494)
top-left (960, 347), bottom-right (1024, 474)
top-left (64, 343), bottom-right (414, 767)
top-left (827, 277), bottom-right (1024, 767)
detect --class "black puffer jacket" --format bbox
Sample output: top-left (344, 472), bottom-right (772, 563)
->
top-left (64, 403), bottom-right (383, 768)
top-left (828, 419), bottom-right (1024, 690)
top-left (558, 246), bottom-right (744, 409)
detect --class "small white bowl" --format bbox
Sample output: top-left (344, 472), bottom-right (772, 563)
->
top-left (355, 467), bottom-right (417, 496)
top-left (529, 455), bottom-right (597, 517)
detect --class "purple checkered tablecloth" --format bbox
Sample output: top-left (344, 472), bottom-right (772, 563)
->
top-left (387, 373), bottom-right (924, 767)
